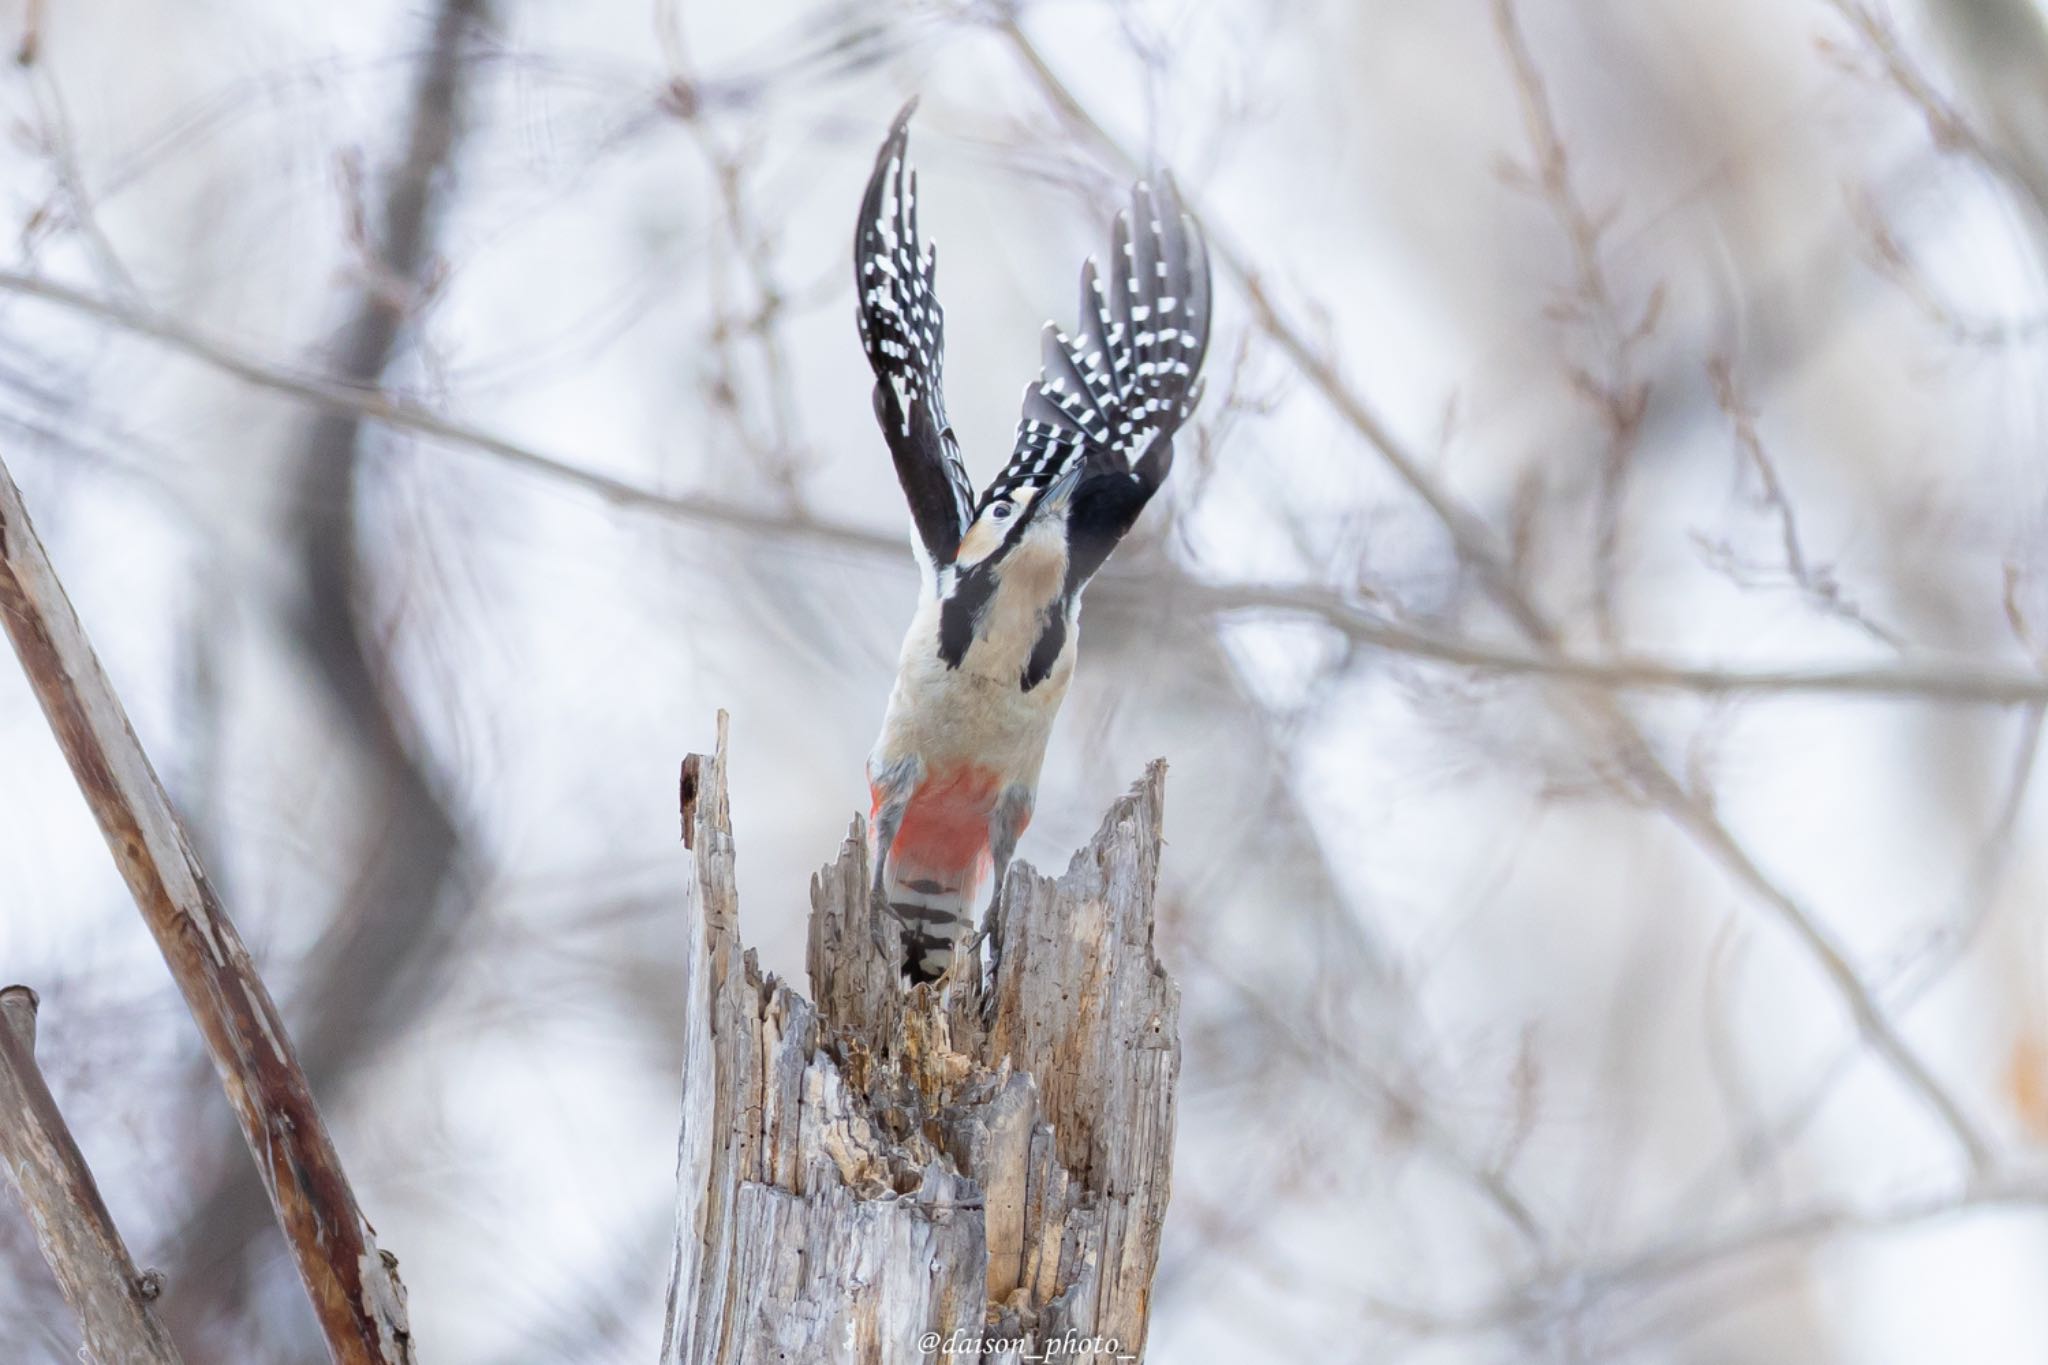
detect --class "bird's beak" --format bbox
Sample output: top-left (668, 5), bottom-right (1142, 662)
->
top-left (1036, 460), bottom-right (1084, 516)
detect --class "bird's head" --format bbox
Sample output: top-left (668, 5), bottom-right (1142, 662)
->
top-left (952, 459), bottom-right (1083, 575)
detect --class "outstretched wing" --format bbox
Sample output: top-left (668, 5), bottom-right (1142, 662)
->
top-left (856, 100), bottom-right (975, 580)
top-left (984, 176), bottom-right (1212, 511)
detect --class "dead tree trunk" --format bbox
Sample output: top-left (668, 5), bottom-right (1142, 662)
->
top-left (661, 717), bottom-right (1180, 1365)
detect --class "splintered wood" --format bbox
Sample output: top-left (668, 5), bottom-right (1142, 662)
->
top-left (661, 717), bottom-right (1179, 1365)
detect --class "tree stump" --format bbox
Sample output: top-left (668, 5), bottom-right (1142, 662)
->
top-left (661, 717), bottom-right (1180, 1365)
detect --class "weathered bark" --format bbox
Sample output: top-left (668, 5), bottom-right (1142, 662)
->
top-left (0, 454), bottom-right (414, 1365)
top-left (0, 986), bottom-right (184, 1365)
top-left (662, 716), bottom-right (1179, 1365)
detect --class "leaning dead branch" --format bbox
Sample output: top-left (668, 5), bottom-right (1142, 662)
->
top-left (0, 986), bottom-right (183, 1365)
top-left (663, 718), bottom-right (1178, 1364)
top-left (0, 454), bottom-right (414, 1365)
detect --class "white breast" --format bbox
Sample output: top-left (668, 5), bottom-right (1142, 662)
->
top-left (873, 519), bottom-right (1078, 785)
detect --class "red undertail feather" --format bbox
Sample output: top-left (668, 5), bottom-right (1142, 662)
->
top-left (872, 763), bottom-right (1011, 982)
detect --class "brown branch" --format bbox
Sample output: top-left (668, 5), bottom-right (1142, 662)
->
top-left (1825, 0), bottom-right (1992, 162)
top-left (1183, 578), bottom-right (2048, 703)
top-left (997, 15), bottom-right (1997, 1173)
top-left (0, 986), bottom-right (183, 1365)
top-left (0, 265), bottom-right (892, 557)
top-left (0, 455), bottom-right (414, 1364)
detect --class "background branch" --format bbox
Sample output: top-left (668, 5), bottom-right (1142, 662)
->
top-left (1001, 6), bottom-right (1996, 1175)
top-left (169, 1), bottom-right (491, 1340)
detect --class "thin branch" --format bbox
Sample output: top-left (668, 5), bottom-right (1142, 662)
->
top-left (1669, 697), bottom-right (2048, 1220)
top-left (0, 986), bottom-right (183, 1365)
top-left (0, 454), bottom-right (414, 1364)
top-left (1492, 0), bottom-right (1656, 646)
top-left (12, 265), bottom-right (2040, 711)
top-left (1401, 1175), bottom-right (2048, 1335)
top-left (997, 13), bottom-right (1996, 1173)
top-left (0, 265), bottom-right (891, 557)
top-left (1824, 0), bottom-right (1992, 161)
top-left (1180, 942), bottom-right (1550, 1250)
top-left (1704, 358), bottom-right (1903, 649)
top-left (1185, 578), bottom-right (2048, 703)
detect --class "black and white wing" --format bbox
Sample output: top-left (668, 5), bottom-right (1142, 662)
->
top-left (983, 176), bottom-right (1212, 512)
top-left (856, 100), bottom-right (976, 581)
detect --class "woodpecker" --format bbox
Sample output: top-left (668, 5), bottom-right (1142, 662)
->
top-left (854, 102), bottom-right (1211, 984)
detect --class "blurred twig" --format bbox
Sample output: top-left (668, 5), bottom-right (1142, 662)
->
top-left (173, 0), bottom-right (489, 1339)
top-left (1179, 942), bottom-right (1549, 1249)
top-left (1397, 1173), bottom-right (2048, 1335)
top-left (1702, 359), bottom-right (1904, 648)
top-left (996, 8), bottom-right (1996, 1172)
top-left (0, 454), bottom-right (414, 1363)
top-left (0, 987), bottom-right (183, 1365)
top-left (1492, 0), bottom-right (1657, 647)
top-left (3, 267), bottom-right (2042, 708)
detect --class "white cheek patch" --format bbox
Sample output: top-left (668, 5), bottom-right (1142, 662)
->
top-left (953, 489), bottom-right (1039, 567)
top-left (955, 519), bottom-right (1000, 566)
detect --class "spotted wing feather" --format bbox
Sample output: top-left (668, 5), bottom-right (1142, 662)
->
top-left (984, 176), bottom-right (1212, 511)
top-left (856, 101), bottom-right (976, 578)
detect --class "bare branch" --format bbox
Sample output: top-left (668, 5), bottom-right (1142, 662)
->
top-left (6, 267), bottom-right (2047, 710)
top-left (1492, 0), bottom-right (1656, 645)
top-left (0, 455), bottom-right (414, 1364)
top-left (997, 13), bottom-right (1996, 1173)
top-left (0, 986), bottom-right (183, 1365)
top-left (0, 265), bottom-right (892, 557)
top-left (1824, 0), bottom-right (1991, 160)
top-left (1400, 1175), bottom-right (2048, 1335)
top-left (1702, 358), bottom-right (1904, 648)
top-left (1184, 578), bottom-right (2048, 703)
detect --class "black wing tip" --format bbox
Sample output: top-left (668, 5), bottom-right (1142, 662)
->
top-left (862, 97), bottom-right (921, 211)
top-left (889, 95), bottom-right (920, 139)
top-left (871, 97), bottom-right (920, 176)
top-left (857, 97), bottom-right (925, 273)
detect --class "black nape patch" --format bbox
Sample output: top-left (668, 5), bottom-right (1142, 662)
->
top-left (937, 569), bottom-right (996, 668)
top-left (1020, 609), bottom-right (1068, 692)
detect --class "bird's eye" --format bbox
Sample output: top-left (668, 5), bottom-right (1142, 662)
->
top-left (990, 501), bottom-right (1013, 521)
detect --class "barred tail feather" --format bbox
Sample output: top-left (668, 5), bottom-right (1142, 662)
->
top-left (885, 867), bottom-right (982, 984)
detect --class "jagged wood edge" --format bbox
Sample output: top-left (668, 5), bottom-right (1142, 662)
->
top-left (662, 714), bottom-right (1178, 1365)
